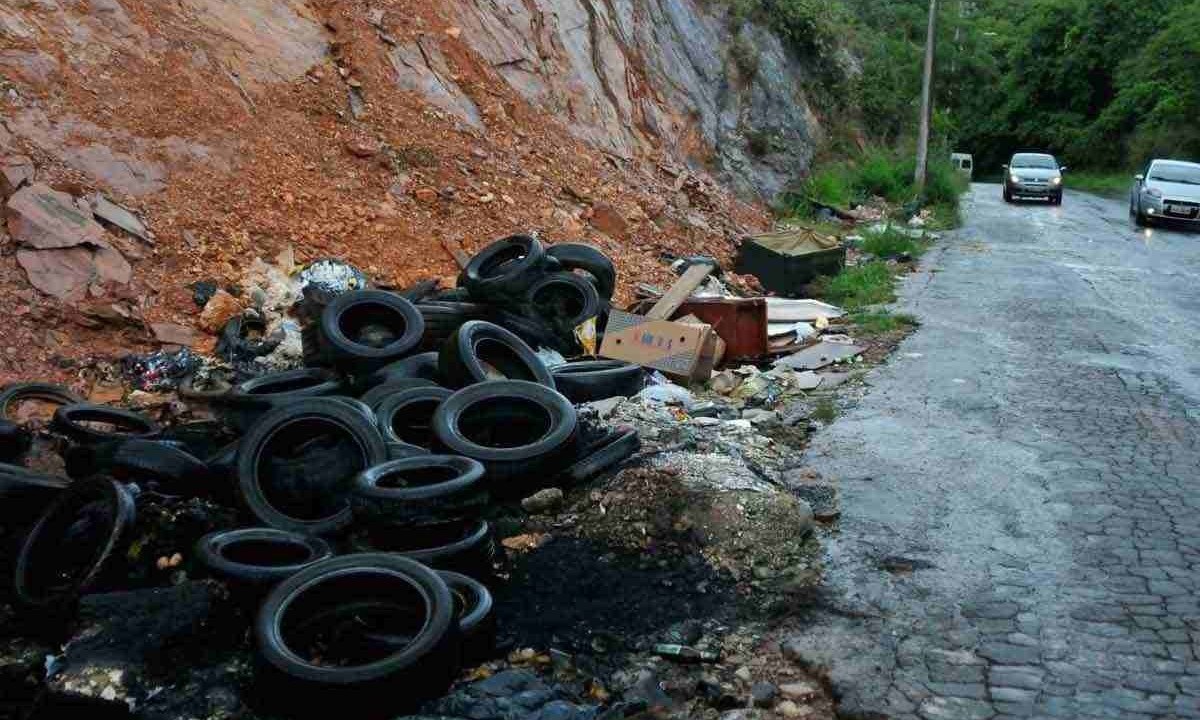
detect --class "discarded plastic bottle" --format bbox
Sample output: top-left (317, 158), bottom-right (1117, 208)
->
top-left (652, 643), bottom-right (720, 663)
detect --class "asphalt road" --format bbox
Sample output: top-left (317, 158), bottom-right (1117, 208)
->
top-left (786, 185), bottom-right (1200, 720)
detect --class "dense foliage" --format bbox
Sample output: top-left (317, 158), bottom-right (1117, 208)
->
top-left (855, 0), bottom-right (1200, 173)
top-left (727, 0), bottom-right (1200, 174)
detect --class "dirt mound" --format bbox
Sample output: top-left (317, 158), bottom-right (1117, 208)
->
top-left (0, 0), bottom-right (770, 388)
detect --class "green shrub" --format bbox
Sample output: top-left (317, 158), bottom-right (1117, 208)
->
top-left (814, 262), bottom-right (896, 309)
top-left (730, 33), bottom-right (761, 80)
top-left (861, 226), bottom-right (924, 258)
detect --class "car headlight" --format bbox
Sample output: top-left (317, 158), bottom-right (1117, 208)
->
top-left (1050, 176), bottom-right (1062, 186)
top-left (1010, 173), bottom-right (1020, 183)
top-left (1146, 187), bottom-right (1163, 198)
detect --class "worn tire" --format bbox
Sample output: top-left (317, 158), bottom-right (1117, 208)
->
top-left (559, 426), bottom-right (640, 486)
top-left (544, 243), bottom-right (616, 300)
top-left (438, 321), bottom-right (554, 389)
top-left (220, 369), bottom-right (344, 431)
top-left (359, 379), bottom-right (438, 411)
top-left (461, 234), bottom-right (545, 302)
top-left (253, 554), bottom-right (460, 719)
top-left (438, 570), bottom-right (496, 664)
top-left (0, 420), bottom-right (31, 463)
top-left (52, 404), bottom-right (160, 445)
top-left (235, 399), bottom-right (387, 536)
top-left (318, 290), bottom-right (425, 374)
top-left (350, 518), bottom-right (496, 582)
top-left (13, 477), bottom-right (137, 610)
top-left (375, 386), bottom-right (453, 448)
top-left (361, 352), bottom-right (442, 390)
top-left (0, 383), bottom-right (83, 423)
top-left (111, 439), bottom-right (213, 497)
top-left (550, 360), bottom-right (645, 403)
top-left (487, 309), bottom-right (570, 354)
top-left (387, 441), bottom-right (431, 461)
top-left (523, 271), bottom-right (601, 328)
top-left (350, 455), bottom-right (487, 526)
top-left (196, 528), bottom-right (333, 588)
top-left (432, 380), bottom-right (576, 493)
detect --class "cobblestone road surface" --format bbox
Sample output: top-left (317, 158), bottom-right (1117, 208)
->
top-left (786, 186), bottom-right (1200, 719)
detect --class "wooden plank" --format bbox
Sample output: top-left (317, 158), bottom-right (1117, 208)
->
top-left (645, 263), bottom-right (713, 320)
top-left (440, 238), bottom-right (470, 269)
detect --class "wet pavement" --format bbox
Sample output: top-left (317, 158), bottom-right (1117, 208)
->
top-left (786, 185), bottom-right (1200, 719)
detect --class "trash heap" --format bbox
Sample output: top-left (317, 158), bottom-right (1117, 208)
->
top-left (0, 236), bottom-right (651, 720)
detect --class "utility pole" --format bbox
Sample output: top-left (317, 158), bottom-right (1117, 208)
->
top-left (914, 0), bottom-right (938, 197)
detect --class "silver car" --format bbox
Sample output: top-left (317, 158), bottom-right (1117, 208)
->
top-left (1131, 159), bottom-right (1200, 227)
top-left (1003, 153), bottom-right (1065, 205)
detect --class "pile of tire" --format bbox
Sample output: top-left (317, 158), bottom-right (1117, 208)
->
top-left (0, 245), bottom-right (646, 717)
top-left (448, 234), bottom-right (615, 355)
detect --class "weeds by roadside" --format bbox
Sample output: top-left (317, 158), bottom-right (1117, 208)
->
top-left (861, 226), bottom-right (926, 259)
top-left (813, 262), bottom-right (895, 309)
top-left (1066, 171), bottom-right (1130, 198)
top-left (849, 311), bottom-right (918, 335)
top-left (781, 148), bottom-right (966, 230)
top-left (812, 398), bottom-right (838, 424)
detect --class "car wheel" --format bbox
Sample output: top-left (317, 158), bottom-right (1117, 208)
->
top-left (1134, 200), bottom-right (1148, 227)
top-left (1053, 193), bottom-right (1063, 206)
top-left (1003, 186), bottom-right (1012, 203)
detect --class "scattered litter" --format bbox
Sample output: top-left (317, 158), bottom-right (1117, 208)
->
top-left (765, 298), bottom-right (845, 322)
top-left (121, 348), bottom-right (203, 391)
top-left (774, 340), bottom-right (865, 371)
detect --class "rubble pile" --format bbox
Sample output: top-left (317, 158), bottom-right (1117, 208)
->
top-left (0, 231), bottom-right (863, 719)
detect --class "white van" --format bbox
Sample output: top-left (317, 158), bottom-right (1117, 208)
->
top-left (951, 153), bottom-right (974, 180)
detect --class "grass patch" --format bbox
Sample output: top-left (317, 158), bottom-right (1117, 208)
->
top-left (785, 148), bottom-right (966, 222)
top-left (1066, 172), bottom-right (1131, 198)
top-left (926, 202), bottom-right (962, 230)
top-left (811, 398), bottom-right (838, 424)
top-left (813, 262), bottom-right (895, 310)
top-left (849, 311), bottom-right (918, 335)
top-left (861, 226), bottom-right (927, 259)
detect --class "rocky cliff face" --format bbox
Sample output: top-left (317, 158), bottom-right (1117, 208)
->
top-left (0, 0), bottom-right (821, 383)
top-left (438, 0), bottom-right (823, 198)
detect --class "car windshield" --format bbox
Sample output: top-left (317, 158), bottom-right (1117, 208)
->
top-left (1149, 164), bottom-right (1200, 185)
top-left (1011, 155), bottom-right (1058, 169)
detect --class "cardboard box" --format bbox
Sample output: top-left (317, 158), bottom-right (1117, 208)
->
top-left (600, 309), bottom-right (715, 383)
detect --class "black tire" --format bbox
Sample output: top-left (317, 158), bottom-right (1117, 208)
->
top-left (52, 404), bottom-right (160, 445)
top-left (111, 439), bottom-right (213, 498)
top-left (196, 528), bottom-right (333, 587)
top-left (13, 477), bottom-right (137, 609)
top-left (432, 381), bottom-right (577, 492)
top-left (461, 234), bottom-right (545, 302)
top-left (332, 397), bottom-right (378, 425)
top-left (544, 243), bottom-right (616, 300)
top-left (178, 373), bottom-right (234, 402)
top-left (418, 302), bottom-right (490, 339)
top-left (207, 441), bottom-right (239, 482)
top-left (387, 441), bottom-right (431, 461)
top-left (361, 352), bottom-right (442, 391)
top-left (350, 455), bottom-right (487, 525)
top-left (253, 554), bottom-right (460, 719)
top-left (550, 360), bottom-right (645, 403)
top-left (0, 382), bottom-right (83, 423)
top-left (235, 399), bottom-right (387, 536)
top-left (1134, 201), bottom-right (1149, 227)
top-left (349, 519), bottom-right (496, 582)
top-left (218, 314), bottom-right (284, 363)
top-left (0, 463), bottom-right (69, 523)
top-left (487, 309), bottom-right (572, 354)
top-left (360, 379), bottom-right (438, 411)
top-left (375, 387), bottom-right (453, 448)
top-left (0, 419), bottom-right (32, 463)
top-left (220, 369), bottom-right (344, 431)
top-left (523, 271), bottom-right (601, 328)
top-left (1003, 186), bottom-right (1012, 203)
top-left (1053, 193), bottom-right (1063, 206)
top-left (438, 321), bottom-right (554, 389)
top-left (318, 290), bottom-right (425, 374)
top-left (438, 570), bottom-right (496, 664)
top-left (559, 427), bottom-right (641, 486)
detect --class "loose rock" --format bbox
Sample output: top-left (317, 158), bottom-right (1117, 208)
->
top-left (750, 681), bottom-right (777, 707)
top-left (521, 487), bottom-right (565, 514)
top-left (6, 183), bottom-right (107, 249)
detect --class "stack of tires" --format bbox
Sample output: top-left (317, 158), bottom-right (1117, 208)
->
top-left (0, 234), bottom-right (648, 717)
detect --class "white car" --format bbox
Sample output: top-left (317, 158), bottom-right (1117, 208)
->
top-left (1131, 159), bottom-right (1200, 227)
